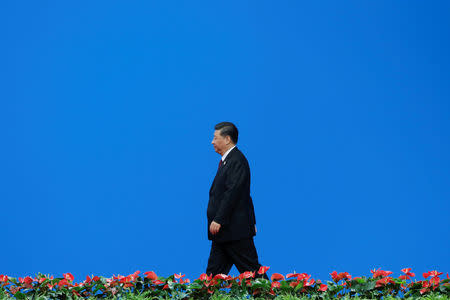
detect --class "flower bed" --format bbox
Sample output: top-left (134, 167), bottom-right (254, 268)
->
top-left (0, 267), bottom-right (449, 299)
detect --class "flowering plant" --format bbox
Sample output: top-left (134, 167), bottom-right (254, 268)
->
top-left (0, 267), bottom-right (448, 299)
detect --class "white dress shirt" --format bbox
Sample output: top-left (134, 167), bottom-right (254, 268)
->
top-left (221, 145), bottom-right (236, 163)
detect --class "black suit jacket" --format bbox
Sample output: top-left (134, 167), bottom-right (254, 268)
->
top-left (207, 146), bottom-right (256, 242)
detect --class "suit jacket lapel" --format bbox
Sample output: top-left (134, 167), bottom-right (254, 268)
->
top-left (210, 146), bottom-right (239, 192)
top-left (223, 146), bottom-right (238, 165)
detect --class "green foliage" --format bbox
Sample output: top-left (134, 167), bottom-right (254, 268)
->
top-left (0, 269), bottom-right (448, 300)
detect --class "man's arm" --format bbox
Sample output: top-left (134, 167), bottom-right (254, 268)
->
top-left (213, 161), bottom-right (248, 226)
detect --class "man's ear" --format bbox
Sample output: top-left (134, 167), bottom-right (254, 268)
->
top-left (225, 135), bottom-right (231, 145)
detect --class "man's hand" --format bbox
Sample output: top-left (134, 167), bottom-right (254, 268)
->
top-left (210, 221), bottom-right (221, 235)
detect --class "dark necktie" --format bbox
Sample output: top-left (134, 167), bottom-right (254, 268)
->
top-left (218, 159), bottom-right (223, 170)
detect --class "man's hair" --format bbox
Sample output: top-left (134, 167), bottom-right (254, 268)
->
top-left (215, 122), bottom-right (238, 144)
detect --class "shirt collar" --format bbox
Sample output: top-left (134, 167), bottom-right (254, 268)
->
top-left (221, 145), bottom-right (236, 162)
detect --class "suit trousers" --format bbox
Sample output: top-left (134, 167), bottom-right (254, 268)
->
top-left (206, 237), bottom-right (269, 280)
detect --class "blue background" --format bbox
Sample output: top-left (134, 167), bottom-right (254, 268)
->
top-left (2, 1), bottom-right (449, 282)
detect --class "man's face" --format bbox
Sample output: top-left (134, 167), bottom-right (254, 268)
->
top-left (211, 130), bottom-right (229, 155)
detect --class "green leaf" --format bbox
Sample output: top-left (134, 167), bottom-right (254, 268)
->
top-left (280, 280), bottom-right (291, 291)
top-left (14, 291), bottom-right (26, 300)
top-left (251, 279), bottom-right (267, 290)
top-left (187, 282), bottom-right (202, 290)
top-left (356, 277), bottom-right (366, 284)
top-left (294, 281), bottom-right (304, 292)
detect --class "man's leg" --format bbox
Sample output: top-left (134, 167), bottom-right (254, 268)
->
top-left (206, 241), bottom-right (233, 276)
top-left (226, 237), bottom-right (269, 280)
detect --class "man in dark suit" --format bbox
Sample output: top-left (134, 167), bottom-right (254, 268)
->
top-left (206, 122), bottom-right (268, 279)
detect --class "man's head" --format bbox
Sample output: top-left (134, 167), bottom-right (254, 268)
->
top-left (212, 122), bottom-right (239, 155)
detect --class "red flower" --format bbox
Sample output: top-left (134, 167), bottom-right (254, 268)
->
top-left (401, 268), bottom-right (414, 276)
top-left (21, 276), bottom-right (34, 289)
top-left (371, 269), bottom-right (393, 278)
top-left (213, 274), bottom-right (231, 280)
top-left (152, 279), bottom-right (164, 285)
top-left (331, 271), bottom-right (339, 282)
top-left (119, 276), bottom-right (134, 287)
top-left (93, 276), bottom-right (100, 281)
top-left (331, 271), bottom-right (351, 282)
top-left (430, 276), bottom-right (441, 286)
top-left (58, 279), bottom-right (69, 288)
top-left (174, 273), bottom-right (185, 279)
top-left (10, 286), bottom-right (21, 295)
top-left (63, 273), bottom-right (74, 282)
top-left (258, 266), bottom-right (270, 275)
top-left (209, 279), bottom-right (219, 287)
top-left (271, 281), bottom-right (281, 288)
top-left (180, 278), bottom-right (190, 284)
top-left (340, 272), bottom-right (351, 281)
top-left (18, 277), bottom-right (34, 289)
top-left (375, 277), bottom-right (394, 288)
top-left (301, 273), bottom-right (311, 281)
top-left (423, 270), bottom-right (443, 279)
top-left (271, 273), bottom-right (285, 281)
top-left (420, 281), bottom-right (430, 294)
top-left (375, 278), bottom-right (386, 288)
top-left (288, 273), bottom-right (310, 281)
top-left (304, 278), bottom-right (315, 287)
top-left (199, 273), bottom-right (212, 281)
top-left (239, 271), bottom-right (255, 280)
top-left (130, 270), bottom-right (140, 281)
top-left (144, 271), bottom-right (158, 280)
top-left (319, 284), bottom-right (328, 291)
